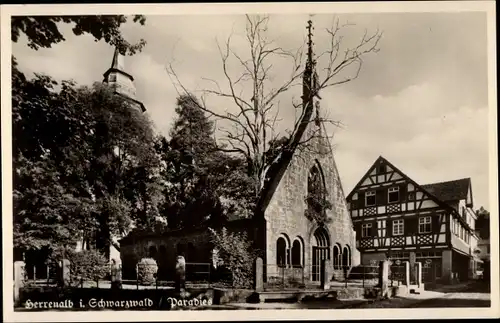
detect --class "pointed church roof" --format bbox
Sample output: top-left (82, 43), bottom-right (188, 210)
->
top-left (257, 19), bottom-right (321, 213)
top-left (103, 47), bottom-right (135, 81)
top-left (102, 47), bottom-right (146, 112)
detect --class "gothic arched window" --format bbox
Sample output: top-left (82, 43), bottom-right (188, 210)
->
top-left (277, 237), bottom-right (288, 268)
top-left (291, 239), bottom-right (303, 268)
top-left (333, 244), bottom-right (341, 270)
top-left (307, 163), bottom-right (330, 222)
top-left (308, 166), bottom-right (323, 198)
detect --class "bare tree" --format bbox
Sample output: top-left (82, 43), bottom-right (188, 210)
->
top-left (166, 14), bottom-right (382, 204)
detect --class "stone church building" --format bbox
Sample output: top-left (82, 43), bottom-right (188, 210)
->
top-left (118, 21), bottom-right (360, 284)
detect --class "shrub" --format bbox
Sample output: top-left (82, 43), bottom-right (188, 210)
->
top-left (136, 258), bottom-right (158, 285)
top-left (209, 227), bottom-right (259, 288)
top-left (54, 249), bottom-right (110, 287)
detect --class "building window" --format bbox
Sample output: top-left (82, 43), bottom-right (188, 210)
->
top-left (277, 237), bottom-right (288, 268)
top-left (408, 192), bottom-right (415, 201)
top-left (378, 164), bottom-right (386, 174)
top-left (388, 187), bottom-right (400, 203)
top-left (362, 223), bottom-right (373, 237)
top-left (291, 239), bottom-right (303, 268)
top-left (365, 191), bottom-right (376, 207)
top-left (393, 219), bottom-right (404, 236)
top-left (333, 245), bottom-right (341, 270)
top-left (343, 246), bottom-right (351, 268)
top-left (419, 216), bottom-right (432, 233)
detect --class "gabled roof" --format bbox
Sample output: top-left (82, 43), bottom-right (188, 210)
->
top-left (421, 178), bottom-right (471, 203)
top-left (346, 155), bottom-right (475, 232)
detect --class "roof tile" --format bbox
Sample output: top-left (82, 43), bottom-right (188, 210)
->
top-left (422, 178), bottom-right (471, 202)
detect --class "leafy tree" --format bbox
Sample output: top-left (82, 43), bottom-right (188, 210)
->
top-left (476, 207), bottom-right (490, 240)
top-left (12, 65), bottom-right (161, 256)
top-left (158, 94), bottom-right (256, 229)
top-left (11, 15), bottom-right (146, 55)
top-left (13, 59), bottom-right (95, 251)
top-left (75, 83), bottom-right (161, 256)
top-left (158, 95), bottom-right (223, 229)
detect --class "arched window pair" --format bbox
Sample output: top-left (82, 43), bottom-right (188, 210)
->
top-left (333, 244), bottom-right (352, 270)
top-left (276, 235), bottom-right (304, 268)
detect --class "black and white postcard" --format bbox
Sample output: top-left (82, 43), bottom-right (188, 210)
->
top-left (1, 1), bottom-right (498, 321)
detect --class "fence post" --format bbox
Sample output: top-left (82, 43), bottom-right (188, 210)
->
top-left (14, 261), bottom-right (25, 307)
top-left (282, 266), bottom-right (285, 289)
top-left (208, 264), bottom-right (212, 288)
top-left (390, 266), bottom-right (393, 287)
top-left (320, 259), bottom-right (330, 290)
top-left (254, 257), bottom-right (263, 292)
top-left (111, 261), bottom-right (122, 290)
top-left (175, 256), bottom-right (186, 295)
top-left (362, 266), bottom-right (365, 288)
top-left (47, 264), bottom-right (50, 286)
top-left (61, 259), bottom-right (71, 287)
top-left (404, 261), bottom-right (410, 286)
top-left (136, 264), bottom-right (139, 290)
top-left (416, 262), bottom-right (423, 288)
top-left (378, 260), bottom-right (389, 297)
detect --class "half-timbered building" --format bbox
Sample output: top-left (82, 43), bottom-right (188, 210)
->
top-left (346, 156), bottom-right (479, 284)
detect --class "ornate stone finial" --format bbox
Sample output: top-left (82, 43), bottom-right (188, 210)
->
top-left (306, 19), bottom-right (315, 70)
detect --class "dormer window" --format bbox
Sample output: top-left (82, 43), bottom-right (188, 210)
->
top-left (388, 187), bottom-right (400, 204)
top-left (366, 191), bottom-right (376, 207)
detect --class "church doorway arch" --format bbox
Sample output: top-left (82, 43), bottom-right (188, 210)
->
top-left (311, 227), bottom-right (330, 281)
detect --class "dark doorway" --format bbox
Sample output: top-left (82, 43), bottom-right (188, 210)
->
top-left (312, 227), bottom-right (330, 281)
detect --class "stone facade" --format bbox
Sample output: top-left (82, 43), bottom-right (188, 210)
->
top-left (119, 119), bottom-right (359, 284)
top-left (264, 122), bottom-right (360, 281)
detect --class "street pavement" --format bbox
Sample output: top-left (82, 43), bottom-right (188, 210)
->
top-left (218, 280), bottom-right (491, 309)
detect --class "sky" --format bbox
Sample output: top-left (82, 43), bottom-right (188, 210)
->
top-left (12, 11), bottom-right (491, 210)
